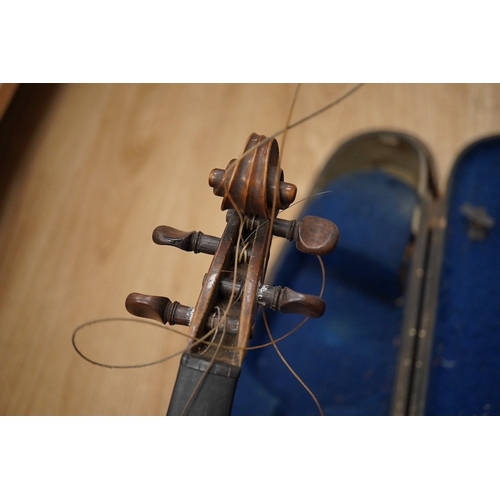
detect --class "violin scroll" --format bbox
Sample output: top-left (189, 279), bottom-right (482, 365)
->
top-left (208, 133), bottom-right (297, 217)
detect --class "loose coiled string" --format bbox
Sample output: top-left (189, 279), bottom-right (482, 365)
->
top-left (71, 83), bottom-right (364, 413)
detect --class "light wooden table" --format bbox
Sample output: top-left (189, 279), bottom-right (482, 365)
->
top-left (1, 83), bottom-right (499, 415)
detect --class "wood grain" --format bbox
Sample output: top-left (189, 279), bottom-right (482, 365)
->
top-left (1, 83), bottom-right (499, 415)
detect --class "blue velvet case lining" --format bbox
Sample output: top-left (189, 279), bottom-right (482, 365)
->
top-left (425, 137), bottom-right (500, 416)
top-left (232, 169), bottom-right (418, 415)
top-left (232, 136), bottom-right (500, 416)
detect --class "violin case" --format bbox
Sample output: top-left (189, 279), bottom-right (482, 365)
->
top-left (231, 131), bottom-right (500, 416)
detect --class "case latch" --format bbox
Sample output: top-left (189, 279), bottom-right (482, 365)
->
top-left (460, 203), bottom-right (495, 241)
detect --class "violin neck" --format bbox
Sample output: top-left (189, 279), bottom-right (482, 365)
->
top-left (166, 353), bottom-right (240, 416)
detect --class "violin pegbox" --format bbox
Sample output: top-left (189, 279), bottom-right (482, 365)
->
top-left (125, 133), bottom-right (339, 366)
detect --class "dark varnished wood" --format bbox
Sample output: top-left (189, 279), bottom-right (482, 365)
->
top-left (125, 292), bottom-right (240, 336)
top-left (152, 226), bottom-right (220, 255)
top-left (125, 293), bottom-right (192, 326)
top-left (186, 210), bottom-right (243, 363)
top-left (126, 133), bottom-right (338, 363)
top-left (295, 216), bottom-right (339, 255)
top-left (257, 285), bottom-right (325, 318)
top-left (152, 215), bottom-right (339, 259)
top-left (247, 215), bottom-right (339, 255)
top-left (217, 273), bottom-right (325, 318)
top-left (208, 134), bottom-right (296, 217)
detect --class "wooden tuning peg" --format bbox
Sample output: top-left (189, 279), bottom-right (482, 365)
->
top-left (216, 273), bottom-right (325, 319)
top-left (245, 215), bottom-right (339, 255)
top-left (125, 293), bottom-right (193, 326)
top-left (125, 292), bottom-right (240, 335)
top-left (152, 226), bottom-right (220, 255)
top-left (285, 215), bottom-right (339, 255)
top-left (257, 285), bottom-right (325, 318)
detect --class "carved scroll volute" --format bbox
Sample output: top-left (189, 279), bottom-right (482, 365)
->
top-left (208, 133), bottom-right (297, 218)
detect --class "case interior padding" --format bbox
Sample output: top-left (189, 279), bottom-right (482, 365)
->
top-left (232, 169), bottom-right (418, 415)
top-left (425, 137), bottom-right (500, 416)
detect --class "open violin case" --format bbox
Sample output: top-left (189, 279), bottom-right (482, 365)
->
top-left (231, 131), bottom-right (500, 416)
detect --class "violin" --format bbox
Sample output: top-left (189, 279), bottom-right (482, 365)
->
top-left (125, 133), bottom-right (339, 415)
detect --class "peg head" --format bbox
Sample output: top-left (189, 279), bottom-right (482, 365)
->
top-left (295, 216), bottom-right (339, 255)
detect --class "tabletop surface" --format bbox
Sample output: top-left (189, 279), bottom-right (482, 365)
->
top-left (1, 83), bottom-right (499, 415)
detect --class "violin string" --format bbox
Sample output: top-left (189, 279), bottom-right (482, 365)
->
top-left (179, 196), bottom-right (247, 414)
top-left (72, 108), bottom-right (328, 369)
top-left (254, 83), bottom-right (326, 415)
top-left (72, 202), bottom-right (249, 371)
top-left (181, 306), bottom-right (227, 415)
top-left (71, 83), bottom-right (363, 414)
top-left (240, 190), bottom-right (333, 247)
top-left (194, 304), bottom-right (222, 357)
top-left (70, 249), bottom-right (326, 367)
top-left (278, 83), bottom-right (301, 176)
top-left (261, 307), bottom-right (325, 416)
top-left (178, 84), bottom-right (301, 414)
top-left (71, 180), bottom-right (329, 365)
top-left (244, 254), bottom-right (326, 351)
top-left (221, 83), bottom-right (365, 170)
top-left (72, 191), bottom-right (248, 371)
top-left (72, 317), bottom-right (222, 369)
